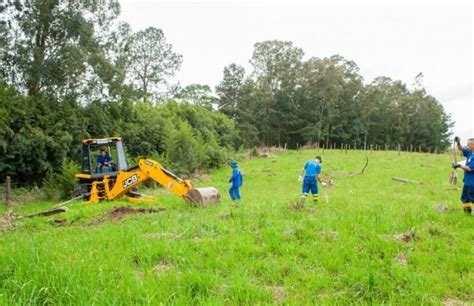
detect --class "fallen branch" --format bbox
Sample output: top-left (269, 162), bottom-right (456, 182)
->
top-left (392, 177), bottom-right (421, 184)
top-left (23, 207), bottom-right (68, 218)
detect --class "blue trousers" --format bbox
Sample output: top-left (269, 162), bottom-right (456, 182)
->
top-left (96, 164), bottom-right (112, 173)
top-left (302, 176), bottom-right (318, 195)
top-left (229, 185), bottom-right (241, 201)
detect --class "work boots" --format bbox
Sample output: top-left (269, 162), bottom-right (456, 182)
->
top-left (464, 203), bottom-right (472, 215)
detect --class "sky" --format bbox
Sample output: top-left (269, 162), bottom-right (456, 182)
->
top-left (119, 0), bottom-right (473, 141)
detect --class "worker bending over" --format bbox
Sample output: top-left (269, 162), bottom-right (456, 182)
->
top-left (299, 155), bottom-right (323, 204)
top-left (454, 136), bottom-right (474, 215)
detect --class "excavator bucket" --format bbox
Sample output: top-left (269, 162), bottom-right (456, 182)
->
top-left (185, 187), bottom-right (221, 206)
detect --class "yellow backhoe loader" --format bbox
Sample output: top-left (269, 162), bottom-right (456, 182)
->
top-left (74, 137), bottom-right (220, 206)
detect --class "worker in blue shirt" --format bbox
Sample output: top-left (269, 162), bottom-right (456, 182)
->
top-left (454, 136), bottom-right (474, 215)
top-left (228, 161), bottom-right (243, 201)
top-left (299, 155), bottom-right (323, 205)
top-left (96, 149), bottom-right (112, 173)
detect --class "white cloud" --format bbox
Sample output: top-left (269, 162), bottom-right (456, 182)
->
top-left (118, 0), bottom-right (473, 140)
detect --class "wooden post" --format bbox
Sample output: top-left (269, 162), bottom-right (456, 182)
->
top-left (410, 144), bottom-right (413, 152)
top-left (435, 146), bottom-right (438, 154)
top-left (385, 144), bottom-right (388, 151)
top-left (345, 144), bottom-right (348, 154)
top-left (5, 176), bottom-right (12, 208)
top-left (398, 144), bottom-right (401, 156)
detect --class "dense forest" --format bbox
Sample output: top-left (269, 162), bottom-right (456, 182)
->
top-left (0, 0), bottom-right (452, 185)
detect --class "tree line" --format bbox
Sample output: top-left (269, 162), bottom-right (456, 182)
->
top-left (215, 41), bottom-right (452, 150)
top-left (0, 1), bottom-right (452, 186)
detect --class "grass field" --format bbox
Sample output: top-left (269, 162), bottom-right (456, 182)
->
top-left (0, 149), bottom-right (472, 305)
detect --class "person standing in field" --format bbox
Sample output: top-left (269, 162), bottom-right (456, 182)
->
top-left (454, 136), bottom-right (474, 215)
top-left (228, 161), bottom-right (243, 202)
top-left (299, 155), bottom-right (323, 204)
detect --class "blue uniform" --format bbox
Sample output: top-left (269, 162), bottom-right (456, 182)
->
top-left (96, 154), bottom-right (112, 173)
top-left (461, 147), bottom-right (474, 204)
top-left (461, 147), bottom-right (474, 186)
top-left (302, 160), bottom-right (321, 197)
top-left (229, 161), bottom-right (242, 201)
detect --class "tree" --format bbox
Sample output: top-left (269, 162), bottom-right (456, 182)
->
top-left (126, 27), bottom-right (182, 102)
top-left (216, 63), bottom-right (245, 118)
top-left (250, 40), bottom-right (304, 145)
top-left (175, 84), bottom-right (217, 110)
top-left (0, 0), bottom-right (121, 97)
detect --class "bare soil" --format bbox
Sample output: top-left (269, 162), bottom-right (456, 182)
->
top-left (106, 206), bottom-right (164, 220)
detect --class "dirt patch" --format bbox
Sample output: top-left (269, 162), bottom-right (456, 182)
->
top-left (151, 259), bottom-right (172, 275)
top-left (282, 229), bottom-right (293, 238)
top-left (107, 206), bottom-right (163, 220)
top-left (290, 197), bottom-right (306, 210)
top-left (291, 202), bottom-right (303, 210)
top-left (144, 232), bottom-right (182, 240)
top-left (394, 229), bottom-right (416, 243)
top-left (90, 206), bottom-right (164, 225)
top-left (443, 298), bottom-right (470, 306)
top-left (261, 169), bottom-right (276, 176)
top-left (267, 285), bottom-right (287, 303)
top-left (396, 254), bottom-right (408, 266)
top-left (427, 224), bottom-right (443, 237)
top-left (436, 204), bottom-right (448, 213)
top-left (49, 218), bottom-right (67, 225)
top-left (317, 231), bottom-right (338, 240)
top-left (321, 179), bottom-right (335, 188)
top-left (0, 210), bottom-right (19, 232)
top-left (219, 212), bottom-right (232, 220)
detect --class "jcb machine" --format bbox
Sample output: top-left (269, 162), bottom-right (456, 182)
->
top-left (75, 137), bottom-right (220, 206)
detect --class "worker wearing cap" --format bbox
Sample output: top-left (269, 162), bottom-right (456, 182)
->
top-left (228, 161), bottom-right (243, 201)
top-left (454, 136), bottom-right (474, 215)
top-left (299, 156), bottom-right (323, 204)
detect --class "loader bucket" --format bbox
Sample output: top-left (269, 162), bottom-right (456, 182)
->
top-left (185, 187), bottom-right (221, 206)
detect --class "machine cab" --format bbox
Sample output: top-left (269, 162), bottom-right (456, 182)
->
top-left (79, 137), bottom-right (129, 178)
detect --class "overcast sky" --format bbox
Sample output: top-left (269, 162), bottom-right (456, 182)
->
top-left (119, 0), bottom-right (473, 141)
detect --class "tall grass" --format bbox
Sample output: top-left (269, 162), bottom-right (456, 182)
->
top-left (0, 150), bottom-right (472, 304)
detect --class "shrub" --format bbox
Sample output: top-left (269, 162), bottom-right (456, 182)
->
top-left (43, 159), bottom-right (80, 200)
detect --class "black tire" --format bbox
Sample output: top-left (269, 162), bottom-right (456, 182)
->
top-left (74, 183), bottom-right (89, 198)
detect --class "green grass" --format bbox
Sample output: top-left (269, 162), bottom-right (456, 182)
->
top-left (0, 149), bottom-right (473, 305)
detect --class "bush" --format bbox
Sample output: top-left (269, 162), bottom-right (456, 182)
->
top-left (164, 121), bottom-right (201, 176)
top-left (43, 160), bottom-right (80, 200)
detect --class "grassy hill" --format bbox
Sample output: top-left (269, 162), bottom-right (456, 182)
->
top-left (0, 149), bottom-right (472, 304)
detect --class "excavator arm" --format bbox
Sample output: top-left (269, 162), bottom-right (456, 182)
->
top-left (88, 159), bottom-right (220, 205)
